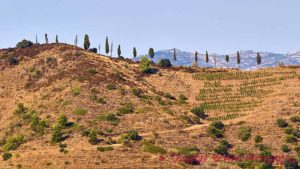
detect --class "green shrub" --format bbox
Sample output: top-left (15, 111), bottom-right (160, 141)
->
top-left (57, 114), bottom-right (68, 128)
top-left (88, 48), bottom-right (97, 53)
top-left (281, 144), bottom-right (291, 153)
top-left (3, 135), bottom-right (24, 152)
top-left (254, 135), bottom-right (263, 143)
top-left (132, 88), bottom-right (142, 97)
top-left (8, 55), bottom-right (18, 65)
top-left (276, 118), bottom-right (288, 128)
top-left (2, 152), bottom-right (12, 161)
top-left (143, 140), bottom-right (166, 154)
top-left (158, 59), bottom-right (172, 68)
top-left (118, 130), bottom-right (141, 143)
top-left (88, 68), bottom-right (97, 74)
top-left (96, 113), bottom-right (118, 123)
top-left (286, 135), bottom-right (297, 143)
top-left (191, 106), bottom-right (206, 119)
top-left (73, 108), bottom-right (87, 116)
top-left (285, 127), bottom-right (294, 135)
top-left (58, 143), bottom-right (67, 153)
top-left (97, 146), bottom-right (114, 152)
top-left (106, 84), bottom-right (116, 90)
top-left (164, 93), bottom-right (175, 100)
top-left (237, 126), bottom-right (252, 141)
top-left (118, 104), bottom-right (134, 114)
top-left (139, 56), bottom-right (152, 73)
top-left (178, 94), bottom-right (188, 104)
top-left (51, 125), bottom-right (64, 143)
top-left (16, 39), bottom-right (33, 48)
top-left (30, 113), bottom-right (48, 134)
top-left (88, 130), bottom-right (98, 145)
top-left (214, 139), bottom-right (231, 156)
top-left (175, 146), bottom-right (200, 156)
top-left (207, 121), bottom-right (225, 138)
top-left (72, 87), bottom-right (81, 96)
top-left (211, 121), bottom-right (225, 130)
top-left (290, 116), bottom-right (300, 123)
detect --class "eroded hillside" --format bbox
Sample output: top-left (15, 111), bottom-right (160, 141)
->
top-left (0, 44), bottom-right (300, 169)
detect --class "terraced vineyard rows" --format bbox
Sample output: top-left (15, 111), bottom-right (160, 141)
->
top-left (193, 70), bottom-right (299, 120)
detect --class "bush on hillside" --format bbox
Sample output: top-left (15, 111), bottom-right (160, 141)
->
top-left (237, 126), bottom-right (252, 141)
top-left (8, 55), bottom-right (18, 65)
top-left (281, 144), bottom-right (291, 153)
top-left (254, 135), bottom-right (263, 143)
top-left (16, 39), bottom-right (33, 48)
top-left (290, 116), bottom-right (300, 123)
top-left (2, 152), bottom-right (12, 161)
top-left (207, 121), bottom-right (225, 138)
top-left (3, 135), bottom-right (24, 152)
top-left (88, 48), bottom-right (97, 53)
top-left (276, 118), bottom-right (288, 128)
top-left (158, 59), bottom-right (172, 68)
top-left (139, 56), bottom-right (152, 73)
top-left (191, 106), bottom-right (206, 119)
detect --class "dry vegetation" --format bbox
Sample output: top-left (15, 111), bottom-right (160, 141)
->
top-left (0, 43), bottom-right (299, 168)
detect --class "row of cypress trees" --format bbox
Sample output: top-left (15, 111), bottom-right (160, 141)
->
top-left (36, 34), bottom-right (262, 67)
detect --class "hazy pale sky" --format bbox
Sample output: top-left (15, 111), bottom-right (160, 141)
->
top-left (0, 0), bottom-right (300, 57)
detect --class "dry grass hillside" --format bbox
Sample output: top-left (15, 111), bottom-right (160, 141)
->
top-left (0, 43), bottom-right (300, 169)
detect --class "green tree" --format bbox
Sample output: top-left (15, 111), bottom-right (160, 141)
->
top-left (35, 33), bottom-right (38, 44)
top-left (56, 35), bottom-right (59, 43)
top-left (83, 34), bottom-right (90, 50)
top-left (51, 125), bottom-right (64, 143)
top-left (74, 35), bottom-right (78, 46)
top-left (133, 47), bottom-right (137, 61)
top-left (105, 36), bottom-right (109, 56)
top-left (110, 43), bottom-right (113, 57)
top-left (225, 55), bottom-right (229, 68)
top-left (195, 51), bottom-right (198, 63)
top-left (173, 48), bottom-right (176, 66)
top-left (205, 51), bottom-right (209, 66)
top-left (117, 45), bottom-right (121, 57)
top-left (45, 33), bottom-right (48, 44)
top-left (237, 51), bottom-right (241, 68)
top-left (148, 48), bottom-right (154, 61)
top-left (257, 52), bottom-right (262, 67)
top-left (139, 56), bottom-right (152, 73)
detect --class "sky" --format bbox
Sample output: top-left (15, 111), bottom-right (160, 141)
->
top-left (0, 0), bottom-right (300, 57)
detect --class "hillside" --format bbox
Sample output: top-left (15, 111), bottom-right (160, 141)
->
top-left (0, 44), bottom-right (300, 168)
top-left (139, 49), bottom-right (300, 70)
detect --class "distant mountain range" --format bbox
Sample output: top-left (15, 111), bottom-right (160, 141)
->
top-left (136, 49), bottom-right (300, 70)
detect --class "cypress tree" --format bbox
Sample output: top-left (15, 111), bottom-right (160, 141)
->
top-left (35, 34), bottom-right (38, 44)
top-left (225, 55), bottom-right (229, 68)
top-left (117, 45), bottom-right (121, 57)
top-left (105, 36), bottom-right (109, 56)
top-left (98, 44), bottom-right (101, 54)
top-left (56, 35), bottom-right (59, 43)
top-left (213, 54), bottom-right (217, 68)
top-left (148, 48), bottom-right (154, 61)
top-left (206, 51), bottom-right (209, 67)
top-left (110, 43), bottom-right (113, 57)
top-left (237, 51), bottom-right (241, 68)
top-left (257, 52), bottom-right (262, 67)
top-left (45, 33), bottom-right (48, 44)
top-left (133, 47), bottom-right (137, 61)
top-left (173, 48), bottom-right (177, 66)
top-left (195, 51), bottom-right (198, 63)
top-left (74, 35), bottom-right (78, 46)
top-left (83, 34), bottom-right (90, 50)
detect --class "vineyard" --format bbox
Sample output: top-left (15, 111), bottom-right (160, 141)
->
top-left (193, 70), bottom-right (299, 120)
